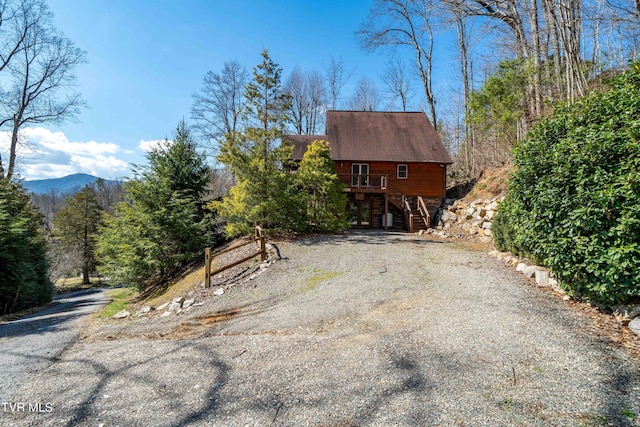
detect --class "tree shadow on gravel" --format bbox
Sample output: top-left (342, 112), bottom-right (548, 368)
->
top-left (602, 370), bottom-right (640, 426)
top-left (296, 230), bottom-right (452, 247)
top-left (48, 342), bottom-right (229, 427)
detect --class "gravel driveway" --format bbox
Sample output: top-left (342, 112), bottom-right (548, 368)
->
top-left (3, 231), bottom-right (640, 426)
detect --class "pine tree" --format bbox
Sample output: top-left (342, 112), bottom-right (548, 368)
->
top-left (53, 185), bottom-right (103, 284)
top-left (215, 50), bottom-right (305, 235)
top-left (97, 120), bottom-right (219, 290)
top-left (0, 179), bottom-right (53, 313)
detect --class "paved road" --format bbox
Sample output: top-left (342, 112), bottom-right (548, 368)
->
top-left (0, 289), bottom-right (109, 402)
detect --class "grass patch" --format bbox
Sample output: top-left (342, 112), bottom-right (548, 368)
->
top-left (621, 407), bottom-right (637, 420)
top-left (301, 270), bottom-right (343, 292)
top-left (55, 276), bottom-right (108, 293)
top-left (98, 287), bottom-right (137, 319)
top-left (146, 265), bottom-right (205, 307)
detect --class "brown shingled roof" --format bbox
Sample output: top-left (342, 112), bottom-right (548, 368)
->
top-left (287, 111), bottom-right (452, 164)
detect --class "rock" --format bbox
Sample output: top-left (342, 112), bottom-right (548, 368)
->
top-left (534, 269), bottom-right (550, 287)
top-left (213, 288), bottom-right (224, 296)
top-left (516, 263), bottom-right (527, 272)
top-left (468, 227), bottom-right (478, 236)
top-left (156, 302), bottom-right (169, 311)
top-left (483, 229), bottom-right (492, 236)
top-left (166, 302), bottom-right (181, 312)
top-left (182, 299), bottom-right (195, 308)
top-left (563, 295), bottom-right (572, 301)
top-left (478, 208), bottom-right (487, 218)
top-left (173, 297), bottom-right (185, 307)
top-left (113, 310), bottom-right (130, 319)
top-left (488, 250), bottom-right (500, 257)
top-left (418, 229), bottom-right (426, 236)
top-left (613, 305), bottom-right (640, 326)
top-left (259, 262), bottom-right (270, 270)
top-left (523, 266), bottom-right (537, 278)
top-left (135, 306), bottom-right (154, 317)
top-left (482, 221), bottom-right (492, 229)
top-left (160, 311), bottom-right (172, 317)
top-left (628, 317), bottom-right (640, 336)
top-left (465, 207), bottom-right (475, 216)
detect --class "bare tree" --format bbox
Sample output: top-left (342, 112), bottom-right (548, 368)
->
top-left (307, 70), bottom-right (326, 133)
top-left (357, 0), bottom-right (439, 130)
top-left (347, 76), bottom-right (382, 111)
top-left (324, 55), bottom-right (352, 110)
top-left (383, 57), bottom-right (415, 111)
top-left (0, 0), bottom-right (42, 74)
top-left (0, 0), bottom-right (86, 181)
top-left (284, 67), bottom-right (327, 134)
top-left (191, 60), bottom-right (248, 154)
top-left (285, 66), bottom-right (307, 134)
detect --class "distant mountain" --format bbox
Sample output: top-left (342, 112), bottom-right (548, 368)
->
top-left (22, 173), bottom-right (120, 195)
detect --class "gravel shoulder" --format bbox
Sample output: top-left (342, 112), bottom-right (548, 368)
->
top-left (4, 231), bottom-right (640, 426)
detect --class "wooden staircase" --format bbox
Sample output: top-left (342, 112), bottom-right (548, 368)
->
top-left (387, 193), bottom-right (433, 233)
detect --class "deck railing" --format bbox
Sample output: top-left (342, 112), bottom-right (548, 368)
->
top-left (338, 174), bottom-right (388, 191)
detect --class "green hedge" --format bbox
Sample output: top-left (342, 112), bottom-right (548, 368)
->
top-left (494, 62), bottom-right (640, 306)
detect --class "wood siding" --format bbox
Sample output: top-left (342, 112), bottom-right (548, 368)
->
top-left (334, 161), bottom-right (446, 198)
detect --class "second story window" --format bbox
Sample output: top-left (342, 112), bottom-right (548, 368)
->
top-left (397, 164), bottom-right (408, 179)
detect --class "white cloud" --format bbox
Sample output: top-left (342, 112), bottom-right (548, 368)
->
top-left (138, 138), bottom-right (172, 152)
top-left (0, 127), bottom-right (131, 180)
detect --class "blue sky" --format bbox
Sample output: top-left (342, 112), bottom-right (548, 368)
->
top-left (3, 0), bottom-right (461, 180)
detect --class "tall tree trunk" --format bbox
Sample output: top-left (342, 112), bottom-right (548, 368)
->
top-left (7, 120), bottom-right (21, 181)
top-left (542, 0), bottom-right (563, 98)
top-left (527, 0), bottom-right (543, 118)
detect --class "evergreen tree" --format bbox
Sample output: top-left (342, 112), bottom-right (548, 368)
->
top-left (53, 185), bottom-right (103, 284)
top-left (0, 179), bottom-right (53, 313)
top-left (97, 120), bottom-right (219, 290)
top-left (215, 50), bottom-right (305, 235)
top-left (297, 140), bottom-right (349, 232)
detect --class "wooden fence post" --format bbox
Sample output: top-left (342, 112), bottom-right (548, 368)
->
top-left (204, 247), bottom-right (212, 288)
top-left (255, 226), bottom-right (266, 261)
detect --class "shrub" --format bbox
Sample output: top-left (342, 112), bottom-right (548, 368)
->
top-left (495, 62), bottom-right (640, 306)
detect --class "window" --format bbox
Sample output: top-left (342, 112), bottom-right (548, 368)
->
top-left (351, 163), bottom-right (369, 187)
top-left (397, 164), bottom-right (408, 179)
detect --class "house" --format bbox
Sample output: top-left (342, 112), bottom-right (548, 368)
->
top-left (287, 110), bottom-right (453, 231)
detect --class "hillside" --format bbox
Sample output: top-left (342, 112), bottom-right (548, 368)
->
top-left (22, 173), bottom-right (120, 194)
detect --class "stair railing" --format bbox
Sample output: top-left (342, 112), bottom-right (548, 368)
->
top-left (403, 197), bottom-right (414, 233)
top-left (417, 196), bottom-right (431, 229)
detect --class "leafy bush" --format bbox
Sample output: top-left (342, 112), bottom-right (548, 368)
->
top-left (0, 180), bottom-right (53, 313)
top-left (495, 62), bottom-right (640, 306)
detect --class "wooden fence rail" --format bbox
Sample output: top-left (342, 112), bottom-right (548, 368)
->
top-left (204, 226), bottom-right (266, 288)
